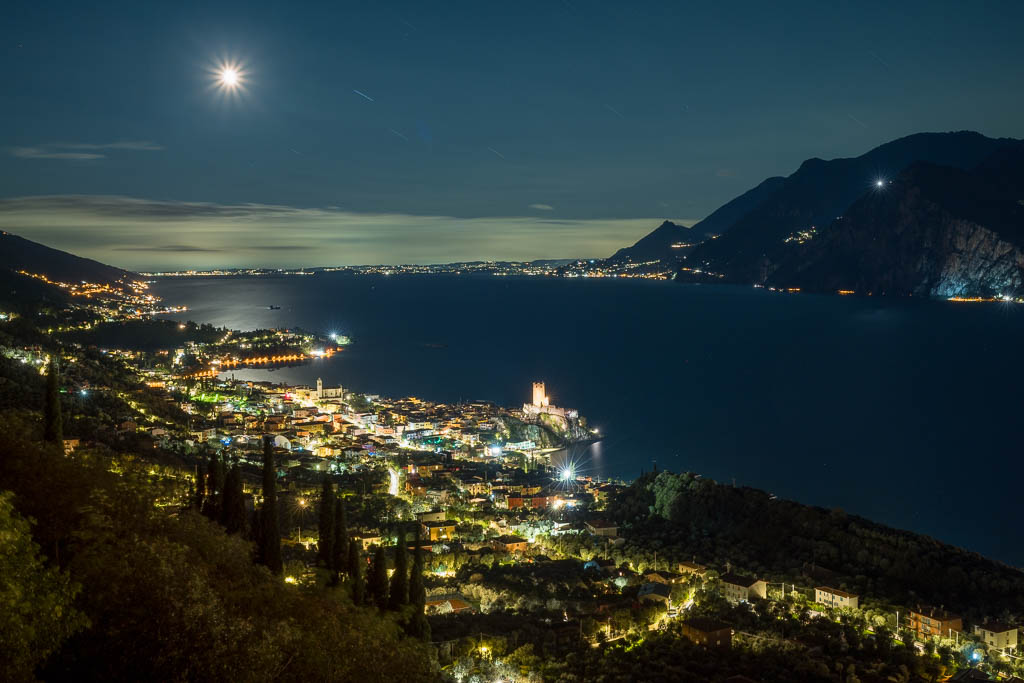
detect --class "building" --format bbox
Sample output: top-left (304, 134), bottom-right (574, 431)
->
top-left (315, 377), bottom-right (344, 400)
top-left (908, 606), bottom-right (962, 639)
top-left (644, 570), bottom-right (684, 585)
top-left (494, 535), bottom-right (529, 553)
top-left (677, 561), bottom-right (708, 577)
top-left (679, 618), bottom-right (732, 649)
top-left (585, 519), bottom-right (619, 537)
top-left (815, 586), bottom-right (860, 610)
top-left (531, 381), bottom-right (549, 408)
top-left (422, 520), bottom-right (457, 542)
top-left (351, 532), bottom-right (382, 551)
top-left (417, 509), bottom-right (447, 523)
top-left (719, 573), bottom-right (767, 603)
top-left (974, 622), bottom-right (1018, 651)
top-left (425, 596), bottom-right (475, 615)
top-left (522, 381), bottom-right (578, 421)
top-left (638, 582), bottom-right (671, 605)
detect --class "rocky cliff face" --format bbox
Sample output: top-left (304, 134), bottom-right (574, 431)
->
top-left (768, 192), bottom-right (1024, 296)
top-left (669, 131), bottom-right (1024, 298)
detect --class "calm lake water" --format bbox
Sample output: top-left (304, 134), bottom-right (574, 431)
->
top-left (154, 273), bottom-right (1024, 566)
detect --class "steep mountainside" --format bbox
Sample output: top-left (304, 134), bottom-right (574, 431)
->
top-left (607, 176), bottom-right (785, 264)
top-left (685, 175), bottom-right (786, 238)
top-left (686, 131), bottom-right (1021, 284)
top-left (767, 160), bottom-right (1024, 296)
top-left (0, 232), bottom-right (136, 286)
top-left (607, 221), bottom-right (699, 263)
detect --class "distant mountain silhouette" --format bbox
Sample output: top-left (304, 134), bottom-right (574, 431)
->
top-left (607, 221), bottom-right (697, 263)
top-left (676, 131), bottom-right (1024, 296)
top-left (608, 176), bottom-right (785, 264)
top-left (0, 232), bottom-right (136, 286)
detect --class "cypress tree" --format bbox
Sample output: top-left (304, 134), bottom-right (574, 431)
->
top-left (202, 454), bottom-right (225, 521)
top-left (222, 464), bottom-right (248, 536)
top-left (387, 530), bottom-right (409, 610)
top-left (332, 497), bottom-right (348, 576)
top-left (368, 545), bottom-right (389, 609)
top-left (317, 479), bottom-right (335, 568)
top-left (348, 539), bottom-right (365, 604)
top-left (193, 463), bottom-right (206, 511)
top-left (43, 356), bottom-right (63, 444)
top-left (408, 524), bottom-right (430, 640)
top-left (259, 436), bottom-right (282, 574)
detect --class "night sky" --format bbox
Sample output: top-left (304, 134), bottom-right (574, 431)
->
top-left (2, 0), bottom-right (1023, 269)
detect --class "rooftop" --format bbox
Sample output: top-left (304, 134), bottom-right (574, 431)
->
top-left (720, 573), bottom-right (760, 588)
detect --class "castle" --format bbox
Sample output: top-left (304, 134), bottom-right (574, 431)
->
top-left (522, 381), bottom-right (577, 420)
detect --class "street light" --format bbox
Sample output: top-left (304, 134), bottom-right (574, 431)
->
top-left (297, 497), bottom-right (308, 543)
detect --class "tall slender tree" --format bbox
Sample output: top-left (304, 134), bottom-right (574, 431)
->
top-left (192, 463), bottom-right (206, 511)
top-left (348, 539), bottom-right (365, 604)
top-left (258, 436), bottom-right (282, 574)
top-left (202, 454), bottom-right (225, 521)
top-left (368, 545), bottom-right (389, 609)
top-left (317, 479), bottom-right (335, 568)
top-left (407, 524), bottom-right (430, 640)
top-left (221, 464), bottom-right (248, 536)
top-left (332, 497), bottom-right (349, 576)
top-left (388, 530), bottom-right (409, 610)
top-left (43, 356), bottom-right (63, 444)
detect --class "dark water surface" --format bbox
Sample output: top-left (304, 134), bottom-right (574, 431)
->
top-left (154, 273), bottom-right (1024, 566)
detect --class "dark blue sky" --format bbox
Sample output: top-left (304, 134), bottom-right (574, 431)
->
top-left (2, 0), bottom-right (1023, 268)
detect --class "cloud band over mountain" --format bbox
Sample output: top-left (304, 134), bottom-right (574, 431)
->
top-left (0, 195), bottom-right (693, 271)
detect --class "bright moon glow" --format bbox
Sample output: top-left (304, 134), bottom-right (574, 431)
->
top-left (876, 179), bottom-right (885, 187)
top-left (220, 68), bottom-right (239, 87)
top-left (209, 60), bottom-right (247, 96)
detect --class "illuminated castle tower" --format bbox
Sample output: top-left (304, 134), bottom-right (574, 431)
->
top-left (317, 377), bottom-right (323, 399)
top-left (532, 381), bottom-right (549, 407)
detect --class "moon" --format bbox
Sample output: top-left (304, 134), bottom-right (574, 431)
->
top-left (209, 60), bottom-right (246, 95)
top-left (220, 67), bottom-right (239, 88)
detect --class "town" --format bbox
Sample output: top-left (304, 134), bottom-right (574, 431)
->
top-left (3, 259), bottom-right (1024, 681)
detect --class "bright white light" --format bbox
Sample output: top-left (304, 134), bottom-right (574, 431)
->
top-left (220, 67), bottom-right (239, 88)
top-left (559, 466), bottom-right (574, 482)
top-left (388, 468), bottom-right (400, 496)
top-left (209, 60), bottom-right (247, 96)
top-left (875, 179), bottom-right (885, 188)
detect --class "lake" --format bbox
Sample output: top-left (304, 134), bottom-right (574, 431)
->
top-left (154, 273), bottom-right (1024, 566)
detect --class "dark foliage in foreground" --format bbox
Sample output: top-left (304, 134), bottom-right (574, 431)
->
top-left (0, 414), bottom-right (435, 682)
top-left (607, 471), bottom-right (1024, 620)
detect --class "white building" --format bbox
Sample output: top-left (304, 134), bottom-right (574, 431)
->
top-left (974, 622), bottom-right (1018, 651)
top-left (815, 586), bottom-right (859, 610)
top-left (316, 377), bottom-right (344, 400)
top-left (720, 573), bottom-right (767, 603)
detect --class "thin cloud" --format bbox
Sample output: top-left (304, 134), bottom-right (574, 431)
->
top-left (11, 148), bottom-right (105, 160)
top-left (113, 244), bottom-right (223, 253)
top-left (10, 140), bottom-right (163, 160)
top-left (529, 203), bottom-right (554, 211)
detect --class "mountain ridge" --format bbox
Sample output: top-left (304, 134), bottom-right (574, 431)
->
top-left (0, 231), bottom-right (137, 286)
